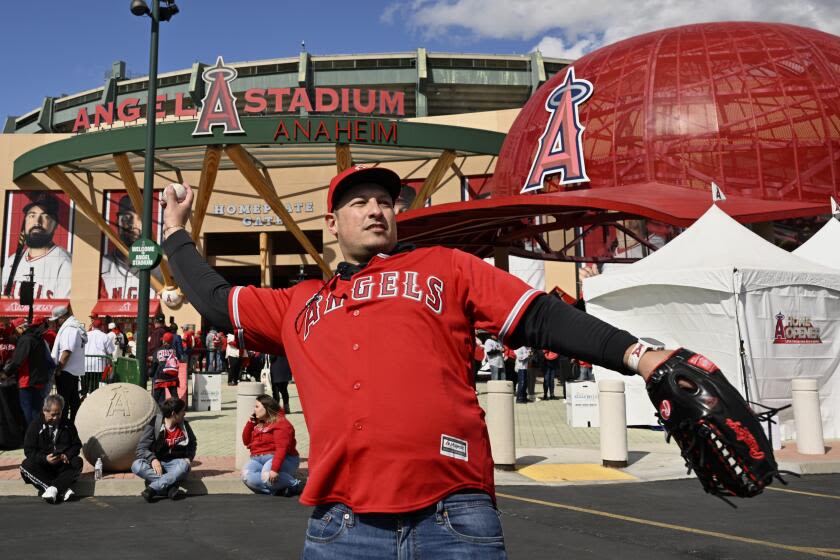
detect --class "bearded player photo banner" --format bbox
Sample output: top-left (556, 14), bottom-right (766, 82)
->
top-left (2, 191), bottom-right (75, 300)
top-left (99, 190), bottom-right (163, 300)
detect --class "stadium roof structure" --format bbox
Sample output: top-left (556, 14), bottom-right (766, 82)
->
top-left (396, 184), bottom-right (827, 260)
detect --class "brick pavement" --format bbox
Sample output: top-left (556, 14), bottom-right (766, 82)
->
top-left (0, 378), bottom-right (665, 481)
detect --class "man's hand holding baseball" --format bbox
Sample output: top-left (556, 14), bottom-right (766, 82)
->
top-left (162, 182), bottom-right (193, 240)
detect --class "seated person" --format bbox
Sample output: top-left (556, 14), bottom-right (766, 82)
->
top-left (131, 397), bottom-right (196, 502)
top-left (20, 394), bottom-right (83, 504)
top-left (241, 394), bottom-right (304, 496)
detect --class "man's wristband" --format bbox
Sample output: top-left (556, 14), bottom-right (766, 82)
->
top-left (626, 338), bottom-right (665, 372)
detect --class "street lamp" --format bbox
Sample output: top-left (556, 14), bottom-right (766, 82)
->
top-left (131, 0), bottom-right (179, 374)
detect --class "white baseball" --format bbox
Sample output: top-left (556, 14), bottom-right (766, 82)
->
top-left (167, 183), bottom-right (187, 202)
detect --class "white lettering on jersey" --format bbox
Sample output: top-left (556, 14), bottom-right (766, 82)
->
top-left (352, 276), bottom-right (374, 300)
top-left (402, 271), bottom-right (422, 302)
top-left (303, 294), bottom-right (323, 341)
top-left (425, 276), bottom-right (444, 314)
top-left (379, 272), bottom-right (399, 298)
top-left (301, 271), bottom-right (447, 341)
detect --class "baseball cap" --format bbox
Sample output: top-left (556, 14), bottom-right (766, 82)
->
top-left (23, 193), bottom-right (60, 221)
top-left (126, 331), bottom-right (134, 339)
top-left (162, 332), bottom-right (174, 344)
top-left (117, 194), bottom-right (136, 215)
top-left (108, 322), bottom-right (117, 330)
top-left (92, 319), bottom-right (103, 329)
top-left (327, 165), bottom-right (401, 213)
top-left (49, 305), bottom-right (70, 321)
top-left (11, 318), bottom-right (28, 330)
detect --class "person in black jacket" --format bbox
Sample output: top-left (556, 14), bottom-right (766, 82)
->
top-left (130, 397), bottom-right (196, 502)
top-left (3, 319), bottom-right (54, 425)
top-left (19, 394), bottom-right (83, 504)
top-left (269, 354), bottom-right (293, 414)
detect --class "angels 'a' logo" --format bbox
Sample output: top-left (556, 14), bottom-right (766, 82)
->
top-left (522, 67), bottom-right (593, 193)
top-left (192, 56), bottom-right (245, 136)
top-left (659, 399), bottom-right (672, 421)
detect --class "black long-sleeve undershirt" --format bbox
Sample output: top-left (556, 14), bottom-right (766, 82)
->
top-left (163, 229), bottom-right (232, 332)
top-left (163, 229), bottom-right (637, 374)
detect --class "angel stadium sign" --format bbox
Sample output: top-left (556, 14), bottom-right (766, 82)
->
top-left (72, 56), bottom-right (406, 133)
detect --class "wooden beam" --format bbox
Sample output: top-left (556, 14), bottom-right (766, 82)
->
top-left (113, 153), bottom-right (175, 287)
top-left (409, 150), bottom-right (457, 210)
top-left (44, 165), bottom-right (163, 292)
top-left (259, 232), bottom-right (272, 288)
top-left (192, 145), bottom-right (222, 244)
top-left (112, 153), bottom-right (144, 222)
top-left (335, 143), bottom-right (352, 173)
top-left (225, 145), bottom-right (332, 276)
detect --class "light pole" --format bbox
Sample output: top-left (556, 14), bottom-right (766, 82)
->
top-left (131, 0), bottom-right (179, 371)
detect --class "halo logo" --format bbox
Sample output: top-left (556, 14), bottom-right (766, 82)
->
top-left (522, 67), bottom-right (593, 193)
top-left (773, 312), bottom-right (822, 344)
top-left (192, 56), bottom-right (245, 136)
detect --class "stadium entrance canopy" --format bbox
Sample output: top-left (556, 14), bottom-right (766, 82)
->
top-left (12, 115), bottom-right (506, 289)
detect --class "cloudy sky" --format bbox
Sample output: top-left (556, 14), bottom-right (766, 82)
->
top-left (386, 0), bottom-right (839, 58)
top-left (1, 0), bottom-right (836, 120)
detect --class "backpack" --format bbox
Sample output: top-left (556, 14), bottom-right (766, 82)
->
top-left (162, 350), bottom-right (179, 379)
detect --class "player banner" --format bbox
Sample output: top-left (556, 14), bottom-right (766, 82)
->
top-left (100, 190), bottom-right (163, 299)
top-left (2, 191), bottom-right (74, 300)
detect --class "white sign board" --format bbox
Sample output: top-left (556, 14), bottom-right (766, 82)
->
top-left (192, 373), bottom-right (222, 412)
top-left (566, 381), bottom-right (599, 427)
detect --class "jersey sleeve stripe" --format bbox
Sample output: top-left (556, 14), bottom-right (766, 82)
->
top-left (499, 288), bottom-right (541, 343)
top-left (231, 285), bottom-right (243, 329)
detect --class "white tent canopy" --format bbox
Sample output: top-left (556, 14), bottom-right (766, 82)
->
top-left (793, 218), bottom-right (840, 270)
top-left (584, 205), bottom-right (840, 439)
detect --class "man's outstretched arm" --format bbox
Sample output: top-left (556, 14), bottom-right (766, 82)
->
top-left (160, 185), bottom-right (233, 332)
top-left (507, 293), bottom-right (670, 382)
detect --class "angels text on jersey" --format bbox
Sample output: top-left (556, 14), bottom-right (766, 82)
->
top-left (303, 270), bottom-right (444, 340)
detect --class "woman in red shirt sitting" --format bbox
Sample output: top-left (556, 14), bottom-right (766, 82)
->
top-left (241, 394), bottom-right (304, 496)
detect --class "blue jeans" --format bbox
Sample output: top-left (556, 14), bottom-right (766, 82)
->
top-left (241, 453), bottom-right (301, 495)
top-left (543, 365), bottom-right (556, 398)
top-left (207, 350), bottom-right (221, 372)
top-left (19, 386), bottom-right (48, 426)
top-left (578, 366), bottom-right (593, 381)
top-left (131, 458), bottom-right (190, 493)
top-left (302, 491), bottom-right (506, 559)
top-left (516, 369), bottom-right (528, 402)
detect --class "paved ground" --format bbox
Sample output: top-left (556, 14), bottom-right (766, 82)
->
top-left (2, 378), bottom-right (838, 495)
top-left (2, 474), bottom-right (838, 559)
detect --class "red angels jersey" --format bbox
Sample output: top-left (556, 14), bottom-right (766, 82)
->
top-left (229, 246), bottom-right (540, 513)
top-left (1, 246), bottom-right (72, 299)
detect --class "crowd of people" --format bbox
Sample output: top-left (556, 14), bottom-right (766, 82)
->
top-left (0, 304), bottom-right (302, 504)
top-left (477, 331), bottom-right (595, 403)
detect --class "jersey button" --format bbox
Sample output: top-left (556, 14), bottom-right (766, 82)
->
top-left (353, 310), bottom-right (360, 317)
top-left (354, 422), bottom-right (363, 430)
top-left (353, 382), bottom-right (361, 390)
top-left (352, 343), bottom-right (360, 351)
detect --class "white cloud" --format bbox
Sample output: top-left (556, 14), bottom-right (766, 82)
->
top-left (385, 0), bottom-right (840, 56)
top-left (533, 35), bottom-right (599, 60)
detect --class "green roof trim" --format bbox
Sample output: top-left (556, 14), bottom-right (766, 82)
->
top-left (13, 116), bottom-right (504, 180)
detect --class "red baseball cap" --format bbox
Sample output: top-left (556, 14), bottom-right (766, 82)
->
top-left (327, 165), bottom-right (401, 213)
top-left (92, 319), bottom-right (103, 329)
top-left (162, 332), bottom-right (174, 344)
top-left (11, 318), bottom-right (27, 330)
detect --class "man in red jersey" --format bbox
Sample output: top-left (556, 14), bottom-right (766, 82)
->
top-left (160, 166), bottom-right (672, 559)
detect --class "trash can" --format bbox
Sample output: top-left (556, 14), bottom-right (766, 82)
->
top-left (113, 357), bottom-right (143, 387)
